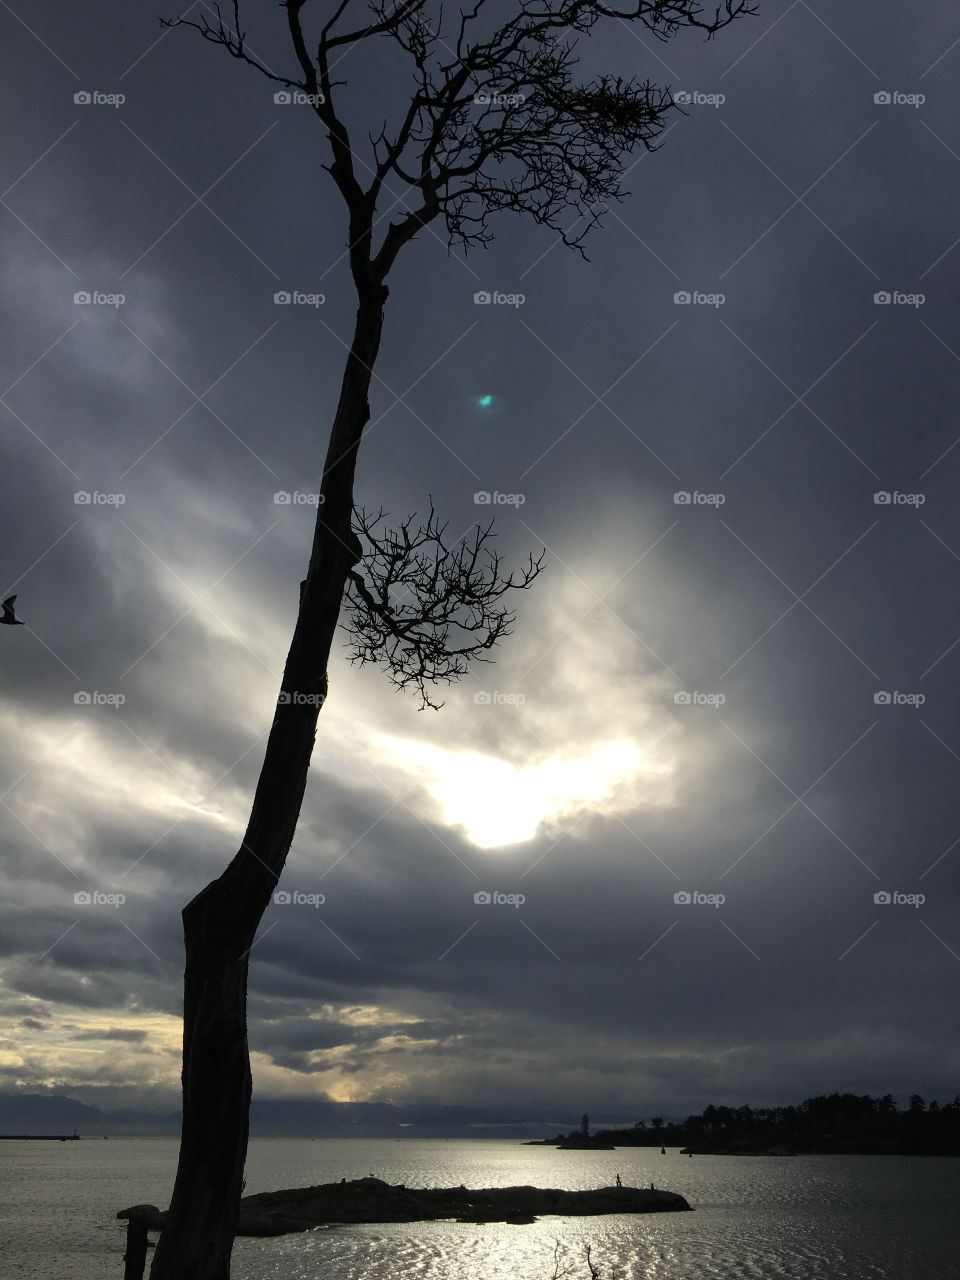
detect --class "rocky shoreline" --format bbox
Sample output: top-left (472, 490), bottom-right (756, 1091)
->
top-left (119, 1176), bottom-right (691, 1238)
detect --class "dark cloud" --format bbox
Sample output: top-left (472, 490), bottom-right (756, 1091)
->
top-left (72, 1027), bottom-right (148, 1042)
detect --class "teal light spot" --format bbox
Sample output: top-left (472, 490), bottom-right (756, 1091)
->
top-left (478, 394), bottom-right (493, 407)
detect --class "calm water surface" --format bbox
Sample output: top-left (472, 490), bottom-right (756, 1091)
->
top-left (1, 1137), bottom-right (957, 1278)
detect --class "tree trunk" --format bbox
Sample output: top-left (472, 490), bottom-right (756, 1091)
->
top-left (149, 281), bottom-right (387, 1280)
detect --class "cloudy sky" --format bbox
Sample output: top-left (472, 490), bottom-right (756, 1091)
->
top-left (1, 0), bottom-right (959, 1123)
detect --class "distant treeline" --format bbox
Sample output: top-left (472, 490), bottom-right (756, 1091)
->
top-left (591, 1093), bottom-right (960, 1155)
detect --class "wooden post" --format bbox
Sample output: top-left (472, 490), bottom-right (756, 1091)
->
top-left (118, 1206), bottom-right (163, 1280)
top-left (122, 1219), bottom-right (148, 1280)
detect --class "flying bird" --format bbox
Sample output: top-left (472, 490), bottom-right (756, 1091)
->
top-left (1, 595), bottom-right (25, 626)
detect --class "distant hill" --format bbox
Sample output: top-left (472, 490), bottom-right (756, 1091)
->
top-left (0, 1092), bottom-right (107, 1133)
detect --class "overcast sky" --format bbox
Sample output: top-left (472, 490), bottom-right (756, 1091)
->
top-left (1, 0), bottom-right (959, 1122)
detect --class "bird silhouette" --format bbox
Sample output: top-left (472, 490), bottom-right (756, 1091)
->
top-left (1, 595), bottom-right (25, 626)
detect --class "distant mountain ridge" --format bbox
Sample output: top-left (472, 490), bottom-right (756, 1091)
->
top-left (0, 1093), bottom-right (618, 1138)
top-left (0, 1092), bottom-right (104, 1131)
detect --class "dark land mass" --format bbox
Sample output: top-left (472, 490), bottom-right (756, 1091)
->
top-left (554, 1138), bottom-right (616, 1150)
top-left (0, 1132), bottom-right (79, 1141)
top-left (119, 1177), bottom-right (690, 1236)
top-left (547, 1093), bottom-right (960, 1156)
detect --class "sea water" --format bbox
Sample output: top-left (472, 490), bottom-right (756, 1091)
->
top-left (1, 1137), bottom-right (957, 1278)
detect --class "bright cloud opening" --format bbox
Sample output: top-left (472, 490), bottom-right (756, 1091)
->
top-left (375, 736), bottom-right (673, 847)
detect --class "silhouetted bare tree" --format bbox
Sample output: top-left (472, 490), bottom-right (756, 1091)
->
top-left (149, 1), bottom-right (753, 1275)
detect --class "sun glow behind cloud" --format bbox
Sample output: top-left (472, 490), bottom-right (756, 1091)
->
top-left (373, 735), bottom-right (674, 847)
top-left (357, 569), bottom-right (683, 848)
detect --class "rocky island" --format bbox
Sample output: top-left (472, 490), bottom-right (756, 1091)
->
top-left (119, 1177), bottom-right (690, 1239)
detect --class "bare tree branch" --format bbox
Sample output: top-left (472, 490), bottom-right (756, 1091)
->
top-left (343, 502), bottom-right (545, 707)
top-left (163, 0), bottom-right (756, 271)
